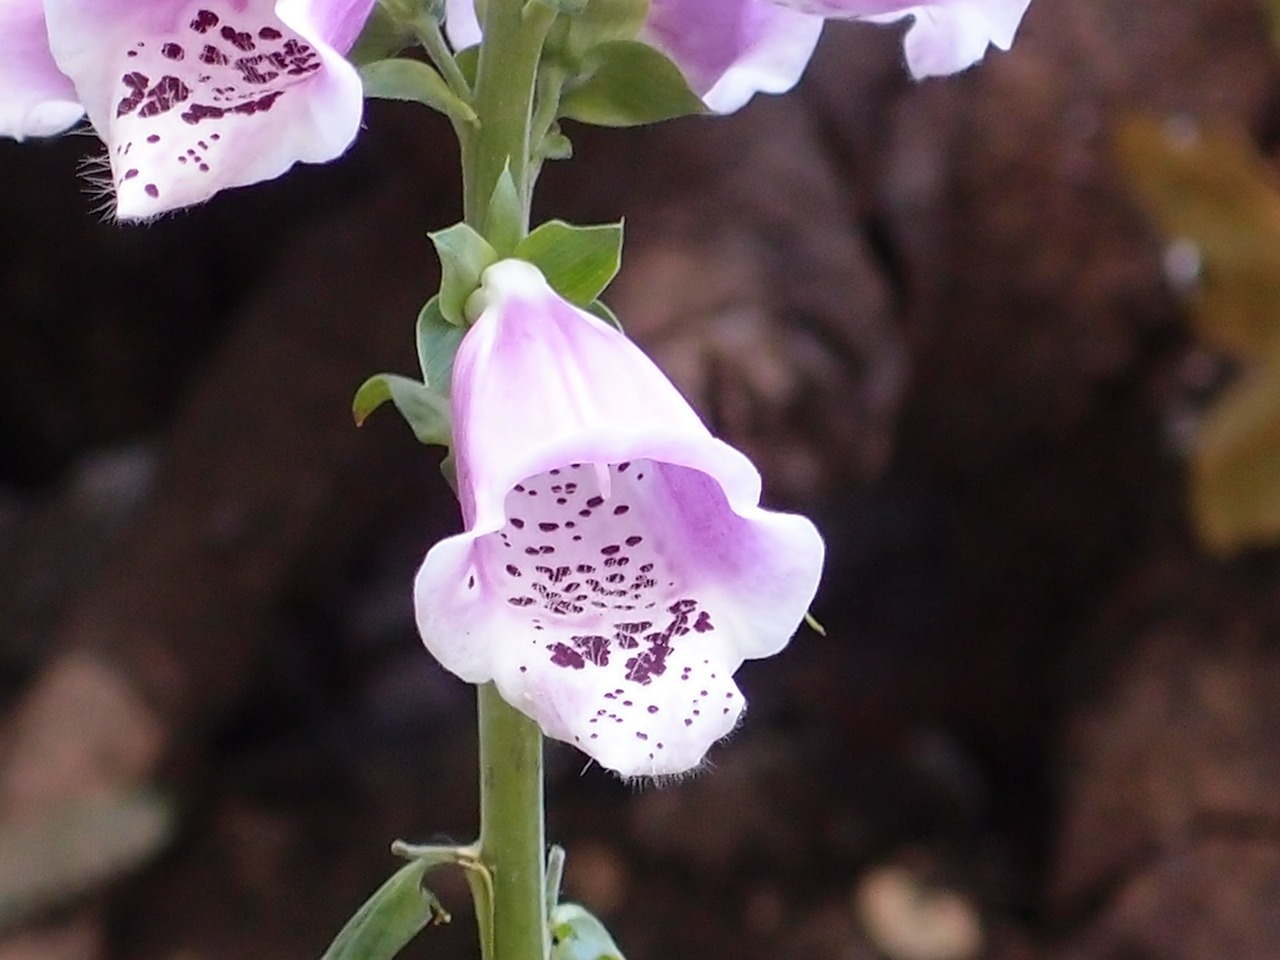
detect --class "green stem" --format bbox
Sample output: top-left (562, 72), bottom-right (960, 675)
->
top-left (455, 2), bottom-right (557, 958)
top-left (460, 0), bottom-right (556, 231)
top-left (477, 682), bottom-right (547, 960)
top-left (413, 14), bottom-right (472, 102)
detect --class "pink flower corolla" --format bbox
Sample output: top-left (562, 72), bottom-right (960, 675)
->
top-left (445, 0), bottom-right (1030, 114)
top-left (1, 0), bottom-right (374, 218)
top-left (779, 0), bottom-right (1034, 79)
top-left (413, 260), bottom-right (824, 777)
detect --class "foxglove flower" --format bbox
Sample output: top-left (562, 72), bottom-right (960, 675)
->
top-left (413, 260), bottom-right (824, 777)
top-left (778, 0), bottom-right (1034, 78)
top-left (2, 0), bottom-right (375, 218)
top-left (442, 0), bottom-right (822, 114)
top-left (445, 0), bottom-right (1031, 114)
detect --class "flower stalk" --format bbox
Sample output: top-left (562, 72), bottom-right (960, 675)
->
top-left (459, 1), bottom-right (555, 958)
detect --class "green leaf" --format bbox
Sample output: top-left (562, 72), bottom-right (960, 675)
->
top-left (532, 0), bottom-right (590, 14)
top-left (515, 220), bottom-right (623, 306)
top-left (559, 40), bottom-right (704, 127)
top-left (346, 5), bottom-right (415, 66)
top-left (485, 165), bottom-right (525, 256)
top-left (417, 296), bottom-right (468, 395)
top-left (359, 58), bottom-right (478, 126)
top-left (586, 299), bottom-right (623, 332)
top-left (320, 859), bottom-right (450, 960)
top-left (455, 45), bottom-right (480, 86)
top-left (562, 0), bottom-right (649, 59)
top-left (430, 224), bottom-right (499, 326)
top-left (352, 373), bottom-right (451, 446)
top-left (550, 903), bottom-right (627, 960)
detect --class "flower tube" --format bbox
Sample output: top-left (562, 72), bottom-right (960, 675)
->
top-left (414, 260), bottom-right (824, 777)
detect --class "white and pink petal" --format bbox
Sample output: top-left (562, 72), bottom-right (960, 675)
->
top-left (0, 0), bottom-right (84, 139)
top-left (413, 261), bottom-right (824, 777)
top-left (42, 0), bottom-right (375, 218)
top-left (775, 0), bottom-right (1033, 77)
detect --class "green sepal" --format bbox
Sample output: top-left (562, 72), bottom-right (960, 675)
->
top-left (586, 299), bottom-right (623, 332)
top-left (319, 859), bottom-right (451, 960)
top-left (559, 40), bottom-right (704, 127)
top-left (416, 296), bottom-right (468, 395)
top-left (455, 45), bottom-right (480, 86)
top-left (515, 220), bottom-right (623, 306)
top-left (429, 224), bottom-right (499, 326)
top-left (550, 903), bottom-right (627, 960)
top-left (352, 373), bottom-right (451, 447)
top-left (552, 0), bottom-right (649, 64)
top-left (359, 59), bottom-right (478, 126)
top-left (485, 165), bottom-right (525, 256)
top-left (347, 4), bottom-right (415, 66)
top-left (531, 0), bottom-right (590, 14)
top-left (540, 129), bottom-right (574, 161)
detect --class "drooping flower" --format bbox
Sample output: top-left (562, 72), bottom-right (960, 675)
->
top-left (442, 0), bottom-right (821, 114)
top-left (2, 0), bottom-right (375, 218)
top-left (445, 0), bottom-right (1031, 114)
top-left (0, 1), bottom-right (84, 138)
top-left (413, 260), bottom-right (824, 777)
top-left (776, 0), bottom-right (1035, 79)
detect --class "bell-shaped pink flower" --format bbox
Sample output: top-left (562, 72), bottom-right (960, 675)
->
top-left (413, 260), bottom-right (824, 777)
top-left (2, 0), bottom-right (374, 218)
top-left (0, 1), bottom-right (84, 138)
top-left (443, 0), bottom-right (822, 114)
top-left (778, 0), bottom-right (1034, 78)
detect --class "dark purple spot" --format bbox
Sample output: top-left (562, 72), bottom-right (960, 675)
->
top-left (146, 134), bottom-right (160, 143)
top-left (199, 44), bottom-right (229, 65)
top-left (122, 168), bottom-right (138, 180)
top-left (510, 518), bottom-right (525, 529)
top-left (613, 504), bottom-right (630, 516)
top-left (636, 732), bottom-right (648, 741)
top-left (601, 545), bottom-right (621, 556)
top-left (548, 643), bottom-right (585, 669)
top-left (626, 536), bottom-right (643, 547)
top-left (538, 522), bottom-right (559, 532)
top-left (144, 184), bottom-right (159, 198)
top-left (259, 26), bottom-right (283, 40)
top-left (505, 565), bottom-right (521, 577)
top-left (162, 42), bottom-right (185, 60)
top-left (190, 9), bottom-right (219, 32)
top-left (508, 596), bottom-right (535, 607)
top-left (694, 611), bottom-right (714, 633)
top-left (220, 25), bottom-right (255, 51)
top-left (586, 496), bottom-right (604, 508)
top-left (647, 705), bottom-right (659, 714)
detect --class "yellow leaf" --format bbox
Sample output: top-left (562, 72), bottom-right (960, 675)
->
top-left (1113, 114), bottom-right (1280, 360)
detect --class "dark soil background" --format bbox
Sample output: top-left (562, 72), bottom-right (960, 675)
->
top-left (2, 1), bottom-right (1280, 958)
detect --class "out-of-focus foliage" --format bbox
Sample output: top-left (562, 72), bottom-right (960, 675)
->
top-left (1114, 115), bottom-right (1280, 553)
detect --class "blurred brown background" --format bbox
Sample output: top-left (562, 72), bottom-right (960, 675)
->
top-left (3, 0), bottom-right (1280, 958)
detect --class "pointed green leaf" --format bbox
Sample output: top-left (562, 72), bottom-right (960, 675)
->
top-left (586, 299), bottom-right (623, 332)
top-left (559, 40), bottom-right (705, 127)
top-left (515, 220), bottom-right (623, 306)
top-left (320, 859), bottom-right (450, 960)
top-left (359, 59), bottom-right (478, 126)
top-left (352, 373), bottom-right (451, 446)
top-left (347, 5), bottom-right (415, 66)
top-left (430, 224), bottom-right (499, 326)
top-left (485, 166), bottom-right (525, 256)
top-left (550, 903), bottom-right (627, 960)
top-left (417, 296), bottom-right (468, 395)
